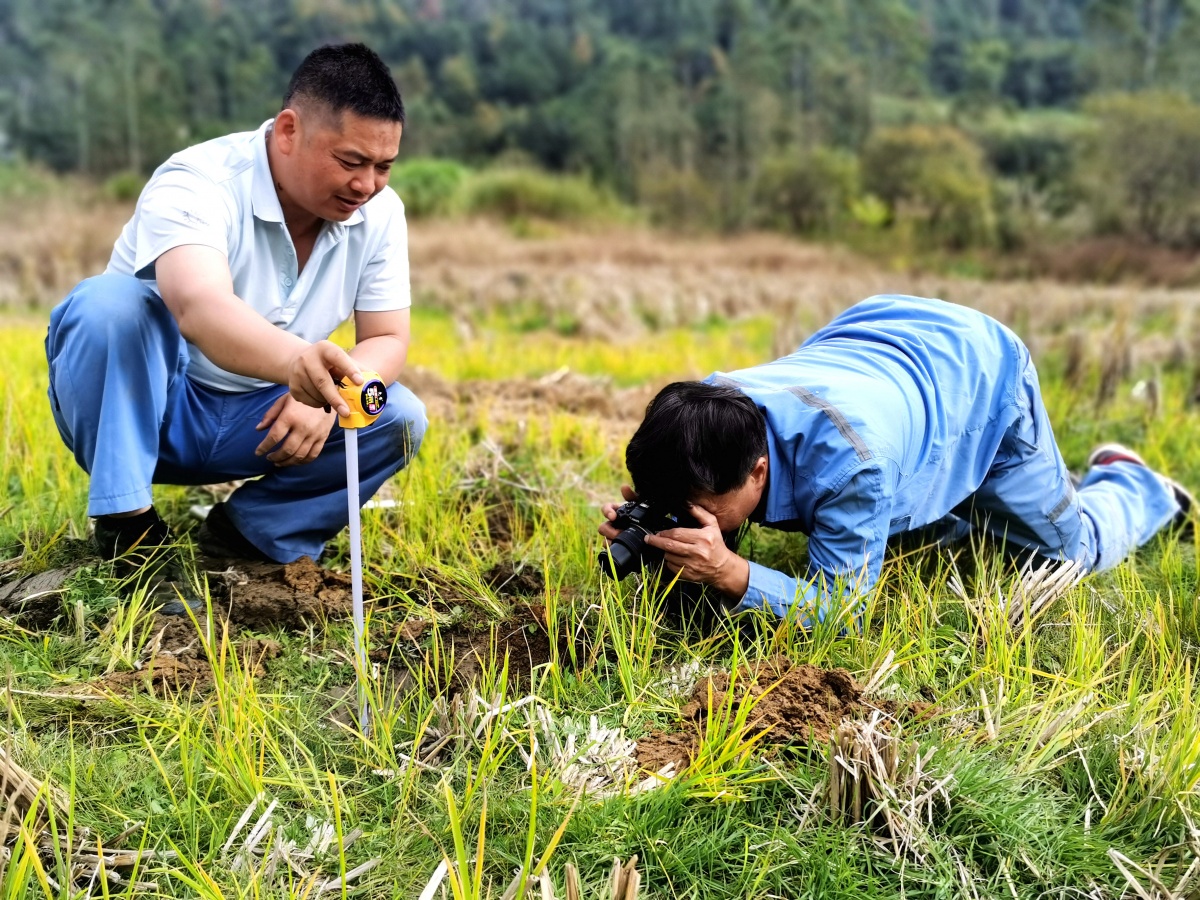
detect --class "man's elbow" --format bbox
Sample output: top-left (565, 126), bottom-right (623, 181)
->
top-left (363, 333), bottom-right (410, 375)
top-left (164, 296), bottom-right (210, 347)
top-left (158, 288), bottom-right (196, 335)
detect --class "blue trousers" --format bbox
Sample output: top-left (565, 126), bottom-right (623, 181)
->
top-left (954, 346), bottom-right (1178, 574)
top-left (46, 274), bottom-right (428, 563)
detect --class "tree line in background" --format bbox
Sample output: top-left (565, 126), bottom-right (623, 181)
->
top-left (4, 0), bottom-right (1200, 262)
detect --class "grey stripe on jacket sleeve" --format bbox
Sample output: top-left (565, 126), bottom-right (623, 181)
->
top-left (709, 375), bottom-right (873, 463)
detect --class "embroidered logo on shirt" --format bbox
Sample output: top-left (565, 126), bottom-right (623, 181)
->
top-left (181, 209), bottom-right (210, 227)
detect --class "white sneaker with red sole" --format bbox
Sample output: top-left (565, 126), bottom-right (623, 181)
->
top-left (1087, 443), bottom-right (1195, 527)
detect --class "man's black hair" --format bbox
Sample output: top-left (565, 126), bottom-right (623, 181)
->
top-left (625, 381), bottom-right (767, 513)
top-left (284, 43), bottom-right (405, 125)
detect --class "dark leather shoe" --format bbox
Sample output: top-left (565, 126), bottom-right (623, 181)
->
top-left (94, 509), bottom-right (205, 617)
top-left (195, 503), bottom-right (275, 563)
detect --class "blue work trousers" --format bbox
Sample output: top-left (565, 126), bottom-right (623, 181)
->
top-left (45, 274), bottom-right (427, 562)
top-left (954, 347), bottom-right (1177, 575)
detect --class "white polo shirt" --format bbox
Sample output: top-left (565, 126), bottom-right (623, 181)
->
top-left (107, 119), bottom-right (410, 392)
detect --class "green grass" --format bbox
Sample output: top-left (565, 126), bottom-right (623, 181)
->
top-left (2, 305), bottom-right (1199, 898)
top-left (404, 308), bottom-right (778, 385)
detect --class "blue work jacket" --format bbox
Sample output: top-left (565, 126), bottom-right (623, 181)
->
top-left (705, 294), bottom-right (1035, 623)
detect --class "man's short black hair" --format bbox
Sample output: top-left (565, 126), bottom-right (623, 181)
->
top-left (284, 43), bottom-right (405, 125)
top-left (626, 381), bottom-right (767, 513)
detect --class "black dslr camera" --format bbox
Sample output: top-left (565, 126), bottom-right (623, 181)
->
top-left (598, 501), bottom-right (698, 580)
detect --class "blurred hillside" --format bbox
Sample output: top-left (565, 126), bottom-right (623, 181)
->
top-left (4, 0), bottom-right (1200, 273)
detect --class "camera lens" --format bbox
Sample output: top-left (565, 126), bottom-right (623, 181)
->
top-left (599, 528), bottom-right (646, 579)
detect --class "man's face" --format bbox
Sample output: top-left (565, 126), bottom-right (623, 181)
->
top-left (281, 108), bottom-right (402, 222)
top-left (689, 455), bottom-right (769, 533)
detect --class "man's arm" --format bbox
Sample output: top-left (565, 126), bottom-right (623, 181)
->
top-left (155, 244), bottom-right (361, 415)
top-left (627, 464), bottom-right (889, 625)
top-left (736, 465), bottom-right (889, 626)
top-left (350, 307), bottom-right (410, 383)
top-left (244, 288), bottom-right (409, 469)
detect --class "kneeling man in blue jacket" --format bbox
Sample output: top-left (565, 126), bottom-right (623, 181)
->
top-left (600, 295), bottom-right (1192, 624)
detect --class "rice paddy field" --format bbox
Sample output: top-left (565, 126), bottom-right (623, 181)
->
top-left (2, 209), bottom-right (1200, 898)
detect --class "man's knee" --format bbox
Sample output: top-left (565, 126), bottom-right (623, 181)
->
top-left (375, 383), bottom-right (427, 464)
top-left (1044, 509), bottom-right (1094, 571)
top-left (53, 274), bottom-right (173, 347)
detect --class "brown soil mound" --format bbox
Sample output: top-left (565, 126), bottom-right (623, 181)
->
top-left (50, 614), bottom-right (281, 697)
top-left (449, 613), bottom-right (558, 692)
top-left (483, 561), bottom-right (545, 598)
top-left (217, 557), bottom-right (353, 629)
top-left (636, 656), bottom-right (928, 774)
top-left (14, 557), bottom-right (350, 697)
top-left (0, 557), bottom-right (353, 634)
top-left (635, 731), bottom-right (698, 777)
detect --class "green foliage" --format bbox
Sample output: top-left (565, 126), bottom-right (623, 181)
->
top-left (103, 170), bottom-right (146, 202)
top-left (0, 162), bottom-right (63, 200)
top-left (462, 168), bottom-right (626, 225)
top-left (971, 112), bottom-right (1085, 200)
top-left (849, 194), bottom-right (890, 230)
top-left (753, 149), bottom-right (860, 235)
top-left (637, 166), bottom-right (720, 232)
top-left (1081, 91), bottom-right (1200, 246)
top-left (968, 111), bottom-right (1090, 250)
top-left (6, 0), bottom-right (1200, 248)
top-left (390, 158), bottom-right (469, 218)
top-left (861, 125), bottom-right (997, 249)
top-left (957, 38), bottom-right (1011, 108)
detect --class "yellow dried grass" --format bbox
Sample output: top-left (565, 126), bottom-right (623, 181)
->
top-left (0, 745), bottom-right (67, 846)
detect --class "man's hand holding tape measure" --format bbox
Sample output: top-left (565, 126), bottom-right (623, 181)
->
top-left (288, 339), bottom-right (364, 416)
top-left (255, 340), bottom-right (365, 468)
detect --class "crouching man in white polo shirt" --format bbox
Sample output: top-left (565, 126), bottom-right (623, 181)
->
top-left (45, 43), bottom-right (426, 612)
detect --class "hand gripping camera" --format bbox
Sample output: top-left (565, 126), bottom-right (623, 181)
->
top-left (598, 501), bottom-right (698, 580)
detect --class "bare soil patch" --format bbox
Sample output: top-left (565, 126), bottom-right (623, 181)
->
top-left (635, 731), bottom-right (698, 776)
top-left (111, 557), bottom-right (351, 692)
top-left (446, 610), bottom-right (559, 692)
top-left (389, 565), bottom-right (491, 614)
top-left (480, 493), bottom-right (535, 546)
top-left (214, 557), bottom-right (353, 630)
top-left (0, 557), bottom-right (352, 696)
top-left (88, 625), bottom-right (281, 695)
top-left (483, 560), bottom-right (545, 598)
top-left (636, 656), bottom-right (930, 773)
top-left (377, 602), bottom-right (585, 695)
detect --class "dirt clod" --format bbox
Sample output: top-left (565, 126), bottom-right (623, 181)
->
top-left (635, 731), bottom-right (697, 776)
top-left (53, 615), bottom-right (282, 696)
top-left (220, 558), bottom-right (353, 629)
top-left (20, 557), bottom-right (355, 697)
top-left (484, 561), bottom-right (545, 598)
top-left (396, 618), bottom-right (429, 643)
top-left (637, 656), bottom-right (926, 773)
top-left (378, 604), bottom-right (586, 694)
